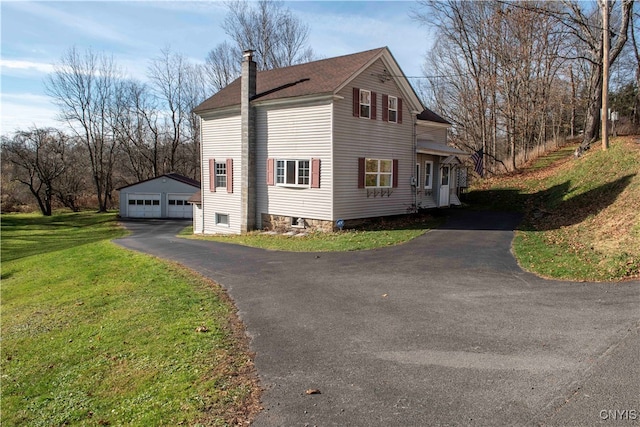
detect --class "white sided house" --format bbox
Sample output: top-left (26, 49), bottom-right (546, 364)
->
top-left (192, 47), bottom-right (467, 234)
top-left (117, 173), bottom-right (200, 219)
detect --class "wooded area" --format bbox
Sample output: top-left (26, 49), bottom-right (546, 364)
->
top-left (2, 0), bottom-right (639, 214)
top-left (413, 0), bottom-right (638, 174)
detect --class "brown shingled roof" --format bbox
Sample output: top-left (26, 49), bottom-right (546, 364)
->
top-left (194, 47), bottom-right (387, 113)
top-left (416, 108), bottom-right (450, 125)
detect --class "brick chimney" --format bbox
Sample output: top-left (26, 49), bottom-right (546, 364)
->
top-left (241, 50), bottom-right (257, 232)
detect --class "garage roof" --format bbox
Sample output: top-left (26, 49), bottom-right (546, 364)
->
top-left (117, 173), bottom-right (200, 191)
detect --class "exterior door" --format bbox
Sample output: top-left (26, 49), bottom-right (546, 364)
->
top-left (439, 165), bottom-right (450, 207)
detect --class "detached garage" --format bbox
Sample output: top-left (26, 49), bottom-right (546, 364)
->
top-left (117, 173), bottom-right (200, 219)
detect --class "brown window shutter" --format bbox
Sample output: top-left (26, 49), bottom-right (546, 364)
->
top-left (393, 159), bottom-right (399, 188)
top-left (353, 87), bottom-right (360, 117)
top-left (382, 94), bottom-right (389, 122)
top-left (397, 98), bottom-right (403, 124)
top-left (209, 158), bottom-right (216, 192)
top-left (226, 158), bottom-right (233, 193)
top-left (371, 92), bottom-right (377, 120)
top-left (358, 157), bottom-right (365, 188)
top-left (311, 158), bottom-right (321, 188)
top-left (267, 158), bottom-right (275, 185)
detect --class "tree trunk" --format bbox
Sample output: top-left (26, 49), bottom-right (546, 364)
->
top-left (579, 68), bottom-right (603, 152)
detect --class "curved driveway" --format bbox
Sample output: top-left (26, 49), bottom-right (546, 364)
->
top-left (116, 210), bottom-right (639, 426)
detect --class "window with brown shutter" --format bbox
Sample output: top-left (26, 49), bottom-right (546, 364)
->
top-left (370, 91), bottom-right (377, 120)
top-left (393, 159), bottom-right (399, 187)
top-left (267, 158), bottom-right (275, 185)
top-left (311, 158), bottom-right (321, 188)
top-left (358, 157), bottom-right (365, 188)
top-left (209, 158), bottom-right (215, 192)
top-left (397, 98), bottom-right (403, 124)
top-left (359, 158), bottom-right (397, 188)
top-left (353, 87), bottom-right (360, 117)
top-left (226, 158), bottom-right (233, 193)
top-left (382, 94), bottom-right (389, 122)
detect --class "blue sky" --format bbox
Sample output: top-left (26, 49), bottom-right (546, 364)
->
top-left (1, 1), bottom-right (432, 135)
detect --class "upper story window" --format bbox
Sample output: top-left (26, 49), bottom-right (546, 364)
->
top-left (382, 94), bottom-right (403, 123)
top-left (215, 162), bottom-right (227, 188)
top-left (208, 158), bottom-right (233, 193)
top-left (388, 96), bottom-right (398, 123)
top-left (276, 159), bottom-right (310, 186)
top-left (353, 88), bottom-right (376, 120)
top-left (365, 159), bottom-right (393, 188)
top-left (360, 89), bottom-right (371, 119)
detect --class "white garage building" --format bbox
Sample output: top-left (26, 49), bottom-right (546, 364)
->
top-left (117, 173), bottom-right (200, 219)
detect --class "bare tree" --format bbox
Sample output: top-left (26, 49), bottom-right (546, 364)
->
top-left (52, 136), bottom-right (90, 212)
top-left (147, 47), bottom-right (206, 179)
top-left (541, 0), bottom-right (634, 151)
top-left (1, 128), bottom-right (68, 216)
top-left (413, 0), bottom-right (635, 174)
top-left (114, 79), bottom-right (162, 181)
top-left (45, 46), bottom-right (122, 212)
top-left (205, 41), bottom-right (241, 93)
top-left (220, 0), bottom-right (315, 71)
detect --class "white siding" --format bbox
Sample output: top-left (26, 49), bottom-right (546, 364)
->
top-left (416, 126), bottom-right (447, 143)
top-left (256, 101), bottom-right (333, 227)
top-left (333, 59), bottom-right (416, 220)
top-left (201, 114), bottom-right (243, 234)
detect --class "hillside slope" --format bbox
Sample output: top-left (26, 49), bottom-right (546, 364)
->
top-left (468, 136), bottom-right (640, 281)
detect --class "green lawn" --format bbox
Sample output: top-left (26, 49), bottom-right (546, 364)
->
top-left (184, 213), bottom-right (441, 252)
top-left (1, 212), bottom-right (259, 426)
top-left (468, 137), bottom-right (640, 282)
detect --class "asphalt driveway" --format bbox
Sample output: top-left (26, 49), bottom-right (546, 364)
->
top-left (116, 210), bottom-right (639, 426)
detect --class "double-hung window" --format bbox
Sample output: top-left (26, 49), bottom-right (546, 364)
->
top-left (276, 159), bottom-right (310, 186)
top-left (388, 96), bottom-right (398, 123)
top-left (215, 162), bottom-right (227, 188)
top-left (359, 89), bottom-right (371, 118)
top-left (209, 158), bottom-right (233, 193)
top-left (365, 159), bottom-right (393, 188)
top-left (424, 161), bottom-right (433, 189)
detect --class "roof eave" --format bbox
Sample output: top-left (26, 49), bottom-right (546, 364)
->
top-left (335, 47), bottom-right (424, 114)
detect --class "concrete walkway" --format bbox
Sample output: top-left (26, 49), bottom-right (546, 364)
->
top-left (116, 210), bottom-right (639, 426)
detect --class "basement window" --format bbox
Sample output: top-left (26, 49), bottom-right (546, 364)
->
top-left (215, 213), bottom-right (229, 226)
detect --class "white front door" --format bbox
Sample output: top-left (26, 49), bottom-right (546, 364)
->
top-left (439, 165), bottom-right (450, 207)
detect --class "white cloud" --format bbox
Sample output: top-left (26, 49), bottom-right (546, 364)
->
top-left (7, 1), bottom-right (136, 46)
top-left (0, 93), bottom-right (60, 136)
top-left (0, 59), bottom-right (54, 75)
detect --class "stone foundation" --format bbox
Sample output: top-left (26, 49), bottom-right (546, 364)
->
top-left (261, 214), bottom-right (334, 233)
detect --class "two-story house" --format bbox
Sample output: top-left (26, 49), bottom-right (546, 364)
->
top-left (191, 47), bottom-right (466, 234)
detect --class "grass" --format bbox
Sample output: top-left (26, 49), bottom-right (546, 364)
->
top-left (468, 136), bottom-right (640, 281)
top-left (185, 213), bottom-right (441, 252)
top-left (1, 212), bottom-right (260, 426)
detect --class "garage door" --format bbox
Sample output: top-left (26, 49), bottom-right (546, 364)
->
top-left (127, 194), bottom-right (161, 218)
top-left (167, 194), bottom-right (193, 218)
